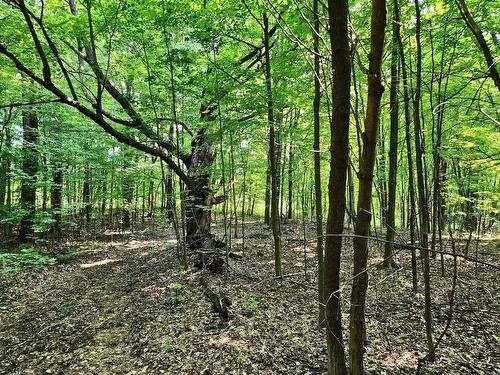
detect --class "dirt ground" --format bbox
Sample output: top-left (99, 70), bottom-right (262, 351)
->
top-left (0, 221), bottom-right (498, 374)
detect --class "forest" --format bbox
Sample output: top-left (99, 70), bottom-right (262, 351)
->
top-left (0, 0), bottom-right (498, 373)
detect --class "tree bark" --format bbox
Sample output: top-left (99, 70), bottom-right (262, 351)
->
top-left (0, 120), bottom-right (11, 211)
top-left (82, 165), bottom-right (92, 225)
top-left (349, 0), bottom-right (387, 371)
top-left (122, 155), bottom-right (133, 229)
top-left (51, 162), bottom-right (63, 236)
top-left (184, 129), bottom-right (218, 250)
top-left (394, 0), bottom-right (418, 291)
top-left (263, 12), bottom-right (282, 277)
top-left (414, 0), bottom-right (435, 360)
top-left (324, 0), bottom-right (351, 372)
top-left (383, 2), bottom-right (400, 268)
top-left (455, 0), bottom-right (500, 91)
top-left (312, 0), bottom-right (325, 326)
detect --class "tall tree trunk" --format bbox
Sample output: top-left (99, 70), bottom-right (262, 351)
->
top-left (0, 118), bottom-right (12, 237)
top-left (122, 155), bottom-right (133, 229)
top-left (395, 0), bottom-right (418, 291)
top-left (263, 12), bottom-right (282, 277)
top-left (19, 110), bottom-right (38, 244)
top-left (414, 0), bottom-right (435, 360)
top-left (101, 171), bottom-right (107, 225)
top-left (0, 119), bottom-right (10, 210)
top-left (264, 166), bottom-right (270, 225)
top-left (287, 139), bottom-right (293, 221)
top-left (82, 165), bottom-right (92, 225)
top-left (349, 0), bottom-right (387, 371)
top-left (184, 128), bottom-right (219, 250)
top-left (313, 0), bottom-right (325, 326)
top-left (324, 0), bottom-right (351, 371)
top-left (377, 126), bottom-right (388, 226)
top-left (383, 3), bottom-right (400, 268)
top-left (229, 130), bottom-right (238, 238)
top-left (51, 162), bottom-right (63, 236)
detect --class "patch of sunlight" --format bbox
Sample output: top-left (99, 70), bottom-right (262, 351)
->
top-left (290, 245), bottom-right (315, 258)
top-left (79, 258), bottom-right (121, 269)
top-left (382, 351), bottom-right (417, 368)
top-left (142, 284), bottom-right (166, 296)
top-left (122, 239), bottom-right (172, 250)
top-left (208, 333), bottom-right (247, 349)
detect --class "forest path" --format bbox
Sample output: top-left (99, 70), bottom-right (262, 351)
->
top-left (0, 224), bottom-right (499, 374)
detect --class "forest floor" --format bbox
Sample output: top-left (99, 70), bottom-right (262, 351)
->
top-left (0, 220), bottom-right (499, 375)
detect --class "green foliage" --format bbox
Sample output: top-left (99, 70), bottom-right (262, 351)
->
top-left (0, 246), bottom-right (56, 274)
top-left (0, 245), bottom-right (80, 274)
top-left (169, 283), bottom-right (187, 304)
top-left (162, 338), bottom-right (174, 353)
top-left (242, 299), bottom-right (259, 315)
top-left (0, 0), bottom-right (498, 240)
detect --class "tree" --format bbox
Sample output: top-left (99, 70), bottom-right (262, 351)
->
top-left (0, 0), bottom-right (227, 252)
top-left (324, 0), bottom-right (351, 371)
top-left (383, 0), bottom-right (400, 268)
top-left (349, 0), bottom-right (387, 371)
top-left (263, 12), bottom-right (282, 277)
top-left (413, 0), bottom-right (435, 360)
top-left (455, 0), bottom-right (500, 91)
top-left (18, 110), bottom-right (38, 243)
top-left (312, 0), bottom-right (325, 325)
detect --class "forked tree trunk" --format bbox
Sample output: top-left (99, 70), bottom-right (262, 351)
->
top-left (349, 0), bottom-right (387, 371)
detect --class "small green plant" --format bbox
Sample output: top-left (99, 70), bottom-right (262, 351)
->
top-left (0, 246), bottom-right (56, 274)
top-left (237, 352), bottom-right (247, 364)
top-left (169, 283), bottom-right (187, 304)
top-left (242, 299), bottom-right (259, 314)
top-left (162, 339), bottom-right (173, 353)
top-left (33, 211), bottom-right (54, 233)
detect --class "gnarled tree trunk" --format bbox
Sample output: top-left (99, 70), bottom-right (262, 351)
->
top-left (184, 129), bottom-right (218, 250)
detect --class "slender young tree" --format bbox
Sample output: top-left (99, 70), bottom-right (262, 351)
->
top-left (263, 12), bottom-right (282, 277)
top-left (349, 0), bottom-right (387, 371)
top-left (312, 0), bottom-right (325, 326)
top-left (414, 0), bottom-right (435, 360)
top-left (324, 0), bottom-right (351, 371)
top-left (383, 2), bottom-right (400, 268)
top-left (394, 0), bottom-right (418, 291)
top-left (51, 162), bottom-right (63, 236)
